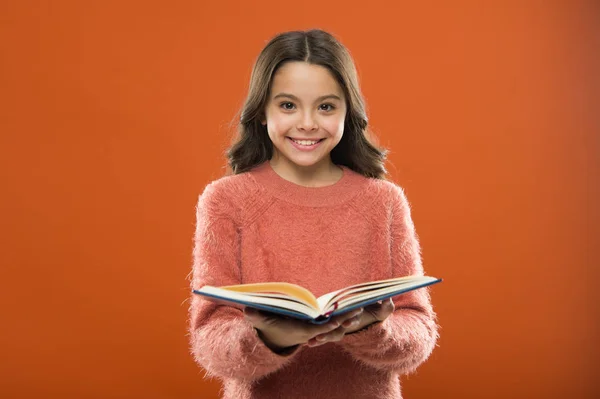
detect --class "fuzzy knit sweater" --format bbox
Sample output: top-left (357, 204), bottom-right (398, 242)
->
top-left (188, 161), bottom-right (438, 399)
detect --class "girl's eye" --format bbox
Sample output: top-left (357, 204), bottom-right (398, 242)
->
top-left (279, 102), bottom-right (336, 111)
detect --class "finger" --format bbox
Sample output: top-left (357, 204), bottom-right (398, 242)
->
top-left (309, 325), bottom-right (347, 346)
top-left (327, 327), bottom-right (348, 342)
top-left (379, 298), bottom-right (394, 315)
top-left (306, 320), bottom-right (340, 339)
top-left (318, 328), bottom-right (346, 343)
top-left (383, 298), bottom-right (395, 312)
top-left (314, 312), bottom-right (363, 343)
top-left (341, 313), bottom-right (362, 328)
top-left (367, 298), bottom-right (395, 321)
top-left (368, 299), bottom-right (386, 309)
top-left (330, 308), bottom-right (363, 326)
top-left (302, 309), bottom-right (361, 343)
top-left (309, 308), bottom-right (362, 335)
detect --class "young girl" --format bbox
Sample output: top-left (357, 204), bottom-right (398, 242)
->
top-left (188, 29), bottom-right (438, 399)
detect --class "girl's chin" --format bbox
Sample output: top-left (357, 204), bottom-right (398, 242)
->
top-left (281, 155), bottom-right (328, 168)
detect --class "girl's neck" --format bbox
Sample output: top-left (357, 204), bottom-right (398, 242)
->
top-left (268, 157), bottom-right (343, 188)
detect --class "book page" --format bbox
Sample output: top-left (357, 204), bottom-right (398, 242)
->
top-left (219, 282), bottom-right (319, 310)
top-left (198, 286), bottom-right (322, 319)
top-left (322, 277), bottom-right (442, 316)
top-left (318, 276), bottom-right (440, 311)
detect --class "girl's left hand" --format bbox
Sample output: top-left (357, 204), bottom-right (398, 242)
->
top-left (307, 298), bottom-right (395, 347)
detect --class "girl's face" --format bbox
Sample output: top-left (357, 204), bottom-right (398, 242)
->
top-left (262, 61), bottom-right (347, 171)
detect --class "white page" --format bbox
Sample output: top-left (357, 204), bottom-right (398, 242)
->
top-left (317, 276), bottom-right (434, 310)
top-left (199, 286), bottom-right (322, 318)
top-left (320, 276), bottom-right (438, 312)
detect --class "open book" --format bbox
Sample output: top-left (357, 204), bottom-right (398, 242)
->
top-left (193, 275), bottom-right (442, 324)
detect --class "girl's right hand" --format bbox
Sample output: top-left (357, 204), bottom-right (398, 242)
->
top-left (244, 307), bottom-right (364, 352)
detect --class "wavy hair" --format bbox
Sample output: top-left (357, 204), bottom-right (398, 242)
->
top-left (226, 29), bottom-right (388, 179)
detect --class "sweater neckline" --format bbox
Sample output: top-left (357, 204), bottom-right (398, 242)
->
top-left (249, 161), bottom-right (365, 207)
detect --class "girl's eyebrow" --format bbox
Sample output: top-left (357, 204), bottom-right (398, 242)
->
top-left (272, 93), bottom-right (342, 102)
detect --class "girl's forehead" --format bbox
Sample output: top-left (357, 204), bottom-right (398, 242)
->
top-left (271, 62), bottom-right (344, 98)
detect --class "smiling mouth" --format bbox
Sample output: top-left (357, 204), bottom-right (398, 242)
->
top-left (287, 137), bottom-right (324, 144)
top-left (286, 137), bottom-right (325, 150)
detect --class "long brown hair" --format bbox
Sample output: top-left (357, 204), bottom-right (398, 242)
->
top-left (226, 29), bottom-right (388, 179)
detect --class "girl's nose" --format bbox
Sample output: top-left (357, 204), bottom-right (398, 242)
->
top-left (297, 112), bottom-right (318, 131)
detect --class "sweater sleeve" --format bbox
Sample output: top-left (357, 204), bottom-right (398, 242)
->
top-left (188, 182), bottom-right (301, 382)
top-left (337, 184), bottom-right (439, 375)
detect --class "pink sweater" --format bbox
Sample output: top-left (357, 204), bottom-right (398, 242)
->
top-left (188, 161), bottom-right (438, 399)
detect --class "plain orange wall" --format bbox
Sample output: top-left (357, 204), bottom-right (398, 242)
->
top-left (1, 1), bottom-right (598, 398)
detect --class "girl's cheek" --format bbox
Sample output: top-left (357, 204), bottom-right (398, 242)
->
top-left (270, 115), bottom-right (295, 133)
top-left (267, 119), bottom-right (282, 133)
top-left (321, 117), bottom-right (345, 134)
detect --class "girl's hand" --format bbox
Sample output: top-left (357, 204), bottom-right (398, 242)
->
top-left (312, 298), bottom-right (395, 340)
top-left (244, 307), bottom-right (364, 352)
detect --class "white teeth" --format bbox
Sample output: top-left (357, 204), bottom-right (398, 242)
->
top-left (292, 139), bottom-right (320, 146)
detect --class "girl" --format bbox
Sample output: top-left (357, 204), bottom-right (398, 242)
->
top-left (189, 29), bottom-right (438, 399)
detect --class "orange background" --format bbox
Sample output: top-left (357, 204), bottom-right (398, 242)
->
top-left (1, 1), bottom-right (598, 398)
